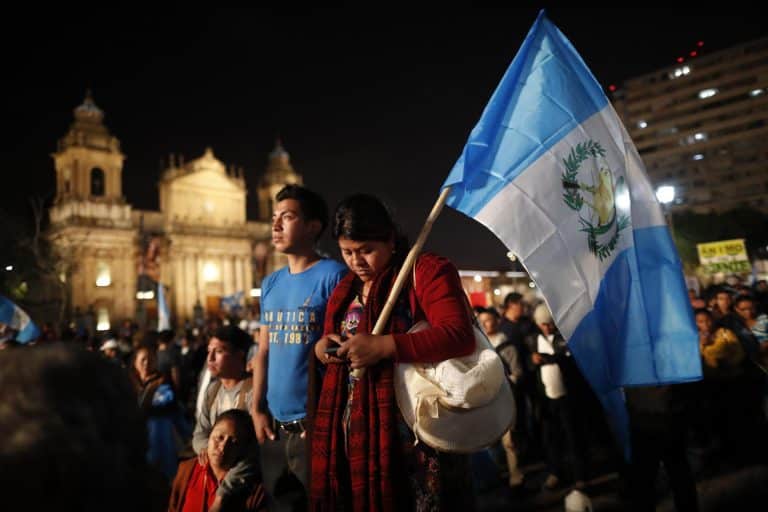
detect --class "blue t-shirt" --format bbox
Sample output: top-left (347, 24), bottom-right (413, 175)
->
top-left (260, 258), bottom-right (347, 421)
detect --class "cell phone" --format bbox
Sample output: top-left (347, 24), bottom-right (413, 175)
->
top-left (324, 345), bottom-right (341, 356)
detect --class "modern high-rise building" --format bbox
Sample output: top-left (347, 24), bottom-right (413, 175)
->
top-left (613, 36), bottom-right (768, 213)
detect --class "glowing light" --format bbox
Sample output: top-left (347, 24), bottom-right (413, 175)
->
top-left (655, 186), bottom-right (676, 205)
top-left (473, 275), bottom-right (482, 283)
top-left (698, 88), bottom-right (718, 99)
top-left (637, 120), bottom-right (648, 129)
top-left (528, 281), bottom-right (536, 288)
top-left (4, 265), bottom-right (12, 271)
top-left (96, 308), bottom-right (110, 331)
top-left (692, 153), bottom-right (704, 161)
top-left (615, 187), bottom-right (631, 212)
top-left (493, 289), bottom-right (501, 296)
top-left (250, 288), bottom-right (261, 298)
top-left (203, 262), bottom-right (220, 282)
top-left (608, 84), bottom-right (616, 92)
top-left (677, 57), bottom-right (684, 63)
top-left (95, 263), bottom-right (111, 287)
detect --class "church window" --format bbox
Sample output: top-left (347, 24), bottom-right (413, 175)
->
top-left (91, 168), bottom-right (105, 196)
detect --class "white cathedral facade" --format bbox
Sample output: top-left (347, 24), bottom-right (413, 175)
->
top-left (47, 93), bottom-right (301, 331)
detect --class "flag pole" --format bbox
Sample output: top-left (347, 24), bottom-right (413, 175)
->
top-left (351, 186), bottom-right (452, 378)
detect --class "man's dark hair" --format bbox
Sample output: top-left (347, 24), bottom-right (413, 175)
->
top-left (213, 325), bottom-right (252, 354)
top-left (331, 194), bottom-right (409, 261)
top-left (0, 345), bottom-right (166, 511)
top-left (693, 307), bottom-right (712, 319)
top-left (479, 307), bottom-right (501, 319)
top-left (276, 184), bottom-right (329, 238)
top-left (503, 292), bottom-right (524, 308)
top-left (733, 295), bottom-right (756, 309)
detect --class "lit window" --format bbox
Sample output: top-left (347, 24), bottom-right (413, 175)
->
top-left (692, 154), bottom-right (704, 161)
top-left (698, 88), bottom-right (718, 99)
top-left (203, 262), bottom-right (220, 282)
top-left (637, 120), bottom-right (648, 129)
top-left (95, 262), bottom-right (111, 287)
top-left (96, 308), bottom-right (110, 331)
top-left (669, 66), bottom-right (691, 80)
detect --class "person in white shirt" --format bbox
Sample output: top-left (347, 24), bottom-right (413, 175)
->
top-left (527, 303), bottom-right (588, 492)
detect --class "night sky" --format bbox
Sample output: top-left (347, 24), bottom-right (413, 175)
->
top-left (4, 8), bottom-right (765, 269)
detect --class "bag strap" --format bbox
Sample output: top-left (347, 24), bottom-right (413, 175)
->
top-left (204, 379), bottom-right (222, 416)
top-left (235, 380), bottom-right (247, 410)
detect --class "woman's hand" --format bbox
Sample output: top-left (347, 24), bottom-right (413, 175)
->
top-left (315, 334), bottom-right (347, 364)
top-left (336, 333), bottom-right (396, 370)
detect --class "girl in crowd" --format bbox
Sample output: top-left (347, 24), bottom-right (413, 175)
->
top-left (168, 409), bottom-right (264, 511)
top-left (130, 344), bottom-right (181, 480)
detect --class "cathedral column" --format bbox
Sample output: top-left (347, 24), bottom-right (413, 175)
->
top-left (185, 254), bottom-right (196, 313)
top-left (222, 255), bottom-right (233, 297)
top-left (235, 256), bottom-right (244, 295)
top-left (244, 255), bottom-right (253, 299)
top-left (173, 252), bottom-right (185, 322)
top-left (196, 255), bottom-right (204, 307)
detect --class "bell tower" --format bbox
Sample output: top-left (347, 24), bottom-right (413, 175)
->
top-left (50, 91), bottom-right (131, 227)
top-left (257, 139), bottom-right (303, 221)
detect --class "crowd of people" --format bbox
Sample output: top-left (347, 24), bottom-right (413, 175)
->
top-left (1, 183), bottom-right (767, 511)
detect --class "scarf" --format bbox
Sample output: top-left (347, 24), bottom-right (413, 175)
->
top-left (311, 265), bottom-right (412, 512)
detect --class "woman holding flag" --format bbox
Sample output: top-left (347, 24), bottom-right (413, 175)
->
top-left (310, 194), bottom-right (475, 511)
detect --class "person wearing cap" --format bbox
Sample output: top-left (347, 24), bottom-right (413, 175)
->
top-left (251, 185), bottom-right (347, 512)
top-left (526, 303), bottom-right (588, 492)
top-left (193, 324), bottom-right (257, 510)
top-left (100, 337), bottom-right (123, 367)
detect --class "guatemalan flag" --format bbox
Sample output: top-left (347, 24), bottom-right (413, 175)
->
top-left (157, 283), bottom-right (171, 332)
top-left (442, 10), bottom-right (701, 456)
top-left (0, 294), bottom-right (41, 343)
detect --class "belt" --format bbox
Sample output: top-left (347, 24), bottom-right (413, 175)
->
top-left (274, 418), bottom-right (306, 434)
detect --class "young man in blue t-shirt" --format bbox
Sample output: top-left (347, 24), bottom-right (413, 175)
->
top-left (251, 184), bottom-right (346, 511)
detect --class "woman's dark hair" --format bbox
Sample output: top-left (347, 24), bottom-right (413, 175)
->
top-left (332, 194), bottom-right (409, 260)
top-left (214, 408), bottom-right (257, 448)
top-left (693, 308), bottom-right (712, 318)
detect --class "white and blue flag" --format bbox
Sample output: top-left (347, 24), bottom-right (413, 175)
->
top-left (157, 283), bottom-right (171, 332)
top-left (0, 294), bottom-right (41, 343)
top-left (220, 291), bottom-right (244, 312)
top-left (443, 10), bottom-right (701, 456)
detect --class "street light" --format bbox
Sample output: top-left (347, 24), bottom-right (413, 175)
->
top-left (655, 185), bottom-right (676, 205)
top-left (655, 185), bottom-right (676, 239)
